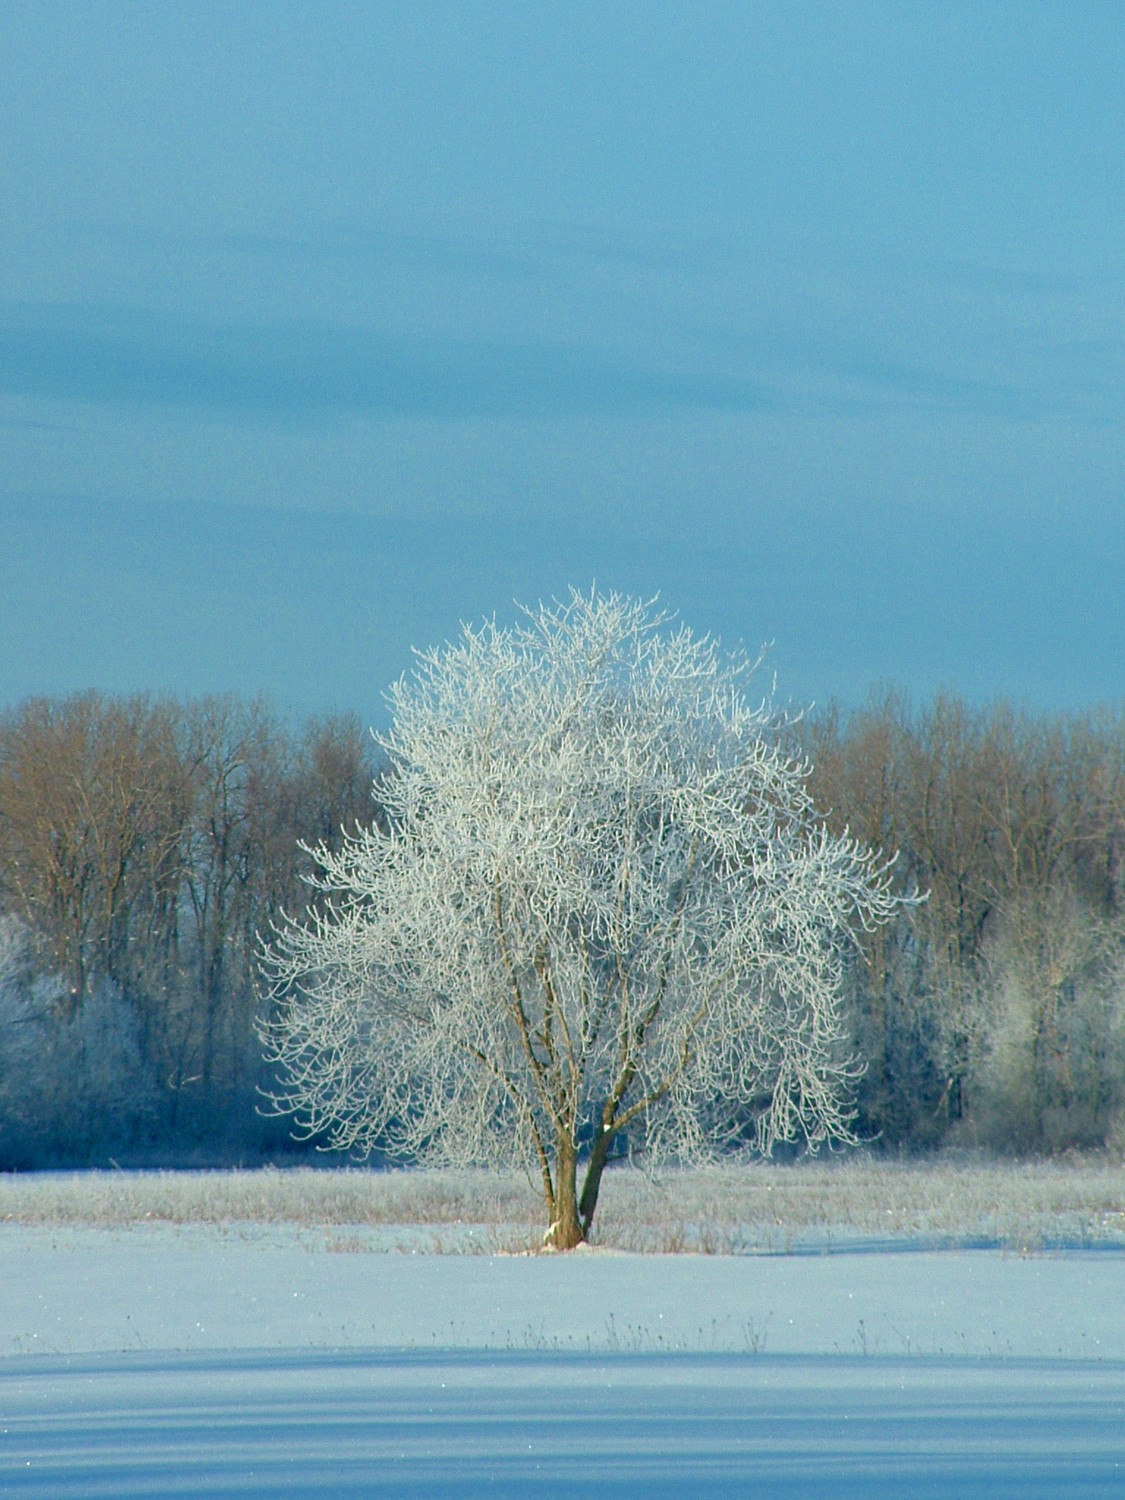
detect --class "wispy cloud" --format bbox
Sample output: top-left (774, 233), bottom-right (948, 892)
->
top-left (0, 304), bottom-right (766, 421)
top-left (0, 414), bottom-right (69, 431)
top-left (838, 359), bottom-right (1055, 421)
top-left (71, 219), bottom-right (544, 280)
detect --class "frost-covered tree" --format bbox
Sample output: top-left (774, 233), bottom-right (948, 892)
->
top-left (261, 592), bottom-right (906, 1247)
top-left (975, 886), bottom-right (1125, 1152)
top-left (0, 914), bottom-right (158, 1166)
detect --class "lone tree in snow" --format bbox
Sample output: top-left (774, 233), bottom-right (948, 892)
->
top-left (261, 592), bottom-right (907, 1248)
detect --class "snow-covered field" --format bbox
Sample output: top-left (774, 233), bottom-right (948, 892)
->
top-left (6, 1344), bottom-right (1124, 1498)
top-left (3, 1223), bottom-right (1124, 1360)
top-left (2, 1165), bottom-right (1123, 1495)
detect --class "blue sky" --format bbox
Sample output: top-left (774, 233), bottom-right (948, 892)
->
top-left (2, 2), bottom-right (1123, 721)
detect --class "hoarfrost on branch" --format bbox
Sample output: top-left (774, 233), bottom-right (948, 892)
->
top-left (261, 591), bottom-right (907, 1246)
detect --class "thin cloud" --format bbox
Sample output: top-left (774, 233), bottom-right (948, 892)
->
top-left (71, 218), bottom-right (543, 280)
top-left (0, 305), bottom-right (766, 421)
top-left (840, 354), bottom-right (1121, 424)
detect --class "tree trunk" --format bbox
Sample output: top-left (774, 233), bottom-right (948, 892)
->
top-left (578, 1126), bottom-right (613, 1237)
top-left (543, 1135), bottom-right (585, 1249)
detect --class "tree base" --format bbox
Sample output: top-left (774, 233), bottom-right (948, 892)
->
top-left (542, 1217), bottom-right (587, 1251)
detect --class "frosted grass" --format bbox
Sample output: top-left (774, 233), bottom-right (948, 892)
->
top-left (1, 1154), bottom-right (1122, 1252)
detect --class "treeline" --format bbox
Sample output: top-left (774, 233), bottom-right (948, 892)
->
top-left (0, 693), bottom-right (381, 1167)
top-left (803, 693), bottom-right (1125, 1155)
top-left (1, 687), bottom-right (1124, 1168)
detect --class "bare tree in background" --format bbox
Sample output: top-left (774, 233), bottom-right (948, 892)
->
top-left (0, 693), bottom-right (186, 1016)
top-left (262, 592), bottom-right (906, 1247)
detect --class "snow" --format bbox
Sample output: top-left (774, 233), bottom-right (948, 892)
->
top-left (2, 1225), bottom-right (1122, 1359)
top-left (1, 1226), bottom-right (1123, 1495)
top-left (5, 1349), bottom-right (1125, 1497)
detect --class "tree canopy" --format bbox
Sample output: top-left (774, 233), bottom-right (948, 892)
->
top-left (262, 592), bottom-right (908, 1245)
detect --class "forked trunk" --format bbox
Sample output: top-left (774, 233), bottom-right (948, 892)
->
top-left (542, 1129), bottom-right (615, 1250)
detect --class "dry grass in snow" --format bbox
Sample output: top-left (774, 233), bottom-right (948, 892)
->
top-left (1, 1154), bottom-right (1123, 1254)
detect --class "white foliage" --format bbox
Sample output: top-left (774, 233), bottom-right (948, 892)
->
top-left (0, 913), bottom-right (29, 995)
top-left (0, 913), bottom-right (157, 1161)
top-left (975, 887), bottom-right (1125, 1148)
top-left (261, 592), bottom-right (905, 1198)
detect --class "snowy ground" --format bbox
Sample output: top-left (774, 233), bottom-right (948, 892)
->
top-left (5, 1347), bottom-right (1124, 1497)
top-left (3, 1225), bottom-right (1124, 1359)
top-left (2, 1224), bottom-right (1123, 1495)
